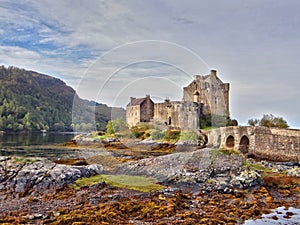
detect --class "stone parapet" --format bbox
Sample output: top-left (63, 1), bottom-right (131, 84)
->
top-left (204, 126), bottom-right (300, 162)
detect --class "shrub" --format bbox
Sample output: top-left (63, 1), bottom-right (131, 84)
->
top-left (106, 118), bottom-right (128, 134)
top-left (180, 131), bottom-right (199, 141)
top-left (130, 124), bottom-right (149, 139)
top-left (248, 114), bottom-right (289, 128)
top-left (164, 130), bottom-right (181, 141)
top-left (151, 129), bottom-right (165, 140)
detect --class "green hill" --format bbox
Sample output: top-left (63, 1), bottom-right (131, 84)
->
top-left (0, 66), bottom-right (125, 132)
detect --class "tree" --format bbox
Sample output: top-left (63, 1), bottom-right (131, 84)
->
top-left (106, 118), bottom-right (128, 134)
top-left (248, 118), bottom-right (259, 126)
top-left (248, 114), bottom-right (289, 128)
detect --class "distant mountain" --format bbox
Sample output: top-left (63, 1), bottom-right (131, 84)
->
top-left (0, 66), bottom-right (125, 132)
top-left (82, 99), bottom-right (103, 107)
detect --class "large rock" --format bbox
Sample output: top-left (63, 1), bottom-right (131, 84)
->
top-left (72, 134), bottom-right (103, 146)
top-left (174, 140), bottom-right (201, 152)
top-left (116, 148), bottom-right (252, 190)
top-left (0, 157), bottom-right (103, 196)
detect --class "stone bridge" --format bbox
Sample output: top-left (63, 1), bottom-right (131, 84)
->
top-left (203, 126), bottom-right (300, 162)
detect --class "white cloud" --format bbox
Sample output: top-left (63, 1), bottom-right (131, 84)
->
top-left (0, 45), bottom-right (87, 87)
top-left (0, 46), bottom-right (40, 66)
top-left (0, 0), bottom-right (300, 127)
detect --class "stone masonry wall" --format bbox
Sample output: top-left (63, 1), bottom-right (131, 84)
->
top-left (140, 98), bottom-right (154, 123)
top-left (179, 102), bottom-right (199, 130)
top-left (154, 101), bottom-right (180, 128)
top-left (182, 70), bottom-right (230, 118)
top-left (126, 105), bottom-right (140, 127)
top-left (252, 127), bottom-right (300, 161)
top-left (154, 101), bottom-right (199, 130)
top-left (206, 126), bottom-right (300, 162)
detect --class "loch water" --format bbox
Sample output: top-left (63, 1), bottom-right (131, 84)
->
top-left (0, 132), bottom-right (75, 147)
top-left (0, 132), bottom-right (77, 159)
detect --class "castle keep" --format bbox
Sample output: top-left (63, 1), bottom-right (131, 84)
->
top-left (126, 70), bottom-right (230, 130)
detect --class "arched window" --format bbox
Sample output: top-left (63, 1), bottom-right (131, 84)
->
top-left (193, 91), bottom-right (200, 102)
top-left (226, 135), bottom-right (235, 148)
top-left (239, 135), bottom-right (250, 153)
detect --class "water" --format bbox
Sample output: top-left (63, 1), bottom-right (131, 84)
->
top-left (0, 132), bottom-right (77, 159)
top-left (0, 132), bottom-right (75, 147)
top-left (245, 207), bottom-right (300, 225)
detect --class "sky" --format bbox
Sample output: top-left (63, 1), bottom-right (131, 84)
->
top-left (0, 0), bottom-right (300, 128)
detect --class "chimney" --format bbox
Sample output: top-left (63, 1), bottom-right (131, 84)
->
top-left (210, 70), bottom-right (217, 78)
top-left (130, 97), bottom-right (136, 103)
top-left (146, 94), bottom-right (150, 98)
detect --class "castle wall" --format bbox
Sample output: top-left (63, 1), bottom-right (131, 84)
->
top-left (126, 105), bottom-right (140, 127)
top-left (154, 101), bottom-right (180, 127)
top-left (154, 101), bottom-right (199, 130)
top-left (182, 70), bottom-right (229, 118)
top-left (178, 102), bottom-right (199, 130)
top-left (140, 98), bottom-right (154, 123)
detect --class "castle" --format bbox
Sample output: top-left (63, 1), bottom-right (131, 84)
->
top-left (126, 70), bottom-right (230, 130)
top-left (126, 69), bottom-right (300, 161)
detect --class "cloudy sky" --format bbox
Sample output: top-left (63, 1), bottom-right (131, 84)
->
top-left (1, 0), bottom-right (300, 127)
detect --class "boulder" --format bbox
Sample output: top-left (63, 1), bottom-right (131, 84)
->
top-left (0, 157), bottom-right (103, 196)
top-left (116, 148), bottom-right (248, 190)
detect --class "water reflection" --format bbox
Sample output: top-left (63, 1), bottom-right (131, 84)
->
top-left (0, 132), bottom-right (75, 147)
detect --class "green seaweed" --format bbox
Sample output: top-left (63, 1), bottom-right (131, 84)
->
top-left (71, 174), bottom-right (165, 192)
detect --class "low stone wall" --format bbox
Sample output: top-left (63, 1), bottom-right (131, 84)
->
top-left (252, 127), bottom-right (300, 161)
top-left (205, 126), bottom-right (300, 162)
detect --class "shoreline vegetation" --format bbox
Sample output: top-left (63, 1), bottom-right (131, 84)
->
top-left (0, 127), bottom-right (299, 224)
top-left (0, 66), bottom-right (126, 133)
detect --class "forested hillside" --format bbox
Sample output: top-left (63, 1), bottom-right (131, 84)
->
top-left (0, 66), bottom-right (125, 132)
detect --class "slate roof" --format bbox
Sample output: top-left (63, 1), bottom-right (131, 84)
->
top-left (132, 97), bottom-right (147, 105)
top-left (127, 97), bottom-right (147, 106)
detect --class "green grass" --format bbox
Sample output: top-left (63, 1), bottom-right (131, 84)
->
top-left (13, 157), bottom-right (40, 164)
top-left (243, 161), bottom-right (273, 173)
top-left (219, 148), bottom-right (241, 155)
top-left (201, 127), bottom-right (214, 131)
top-left (90, 132), bottom-right (116, 140)
top-left (180, 131), bottom-right (199, 141)
top-left (71, 174), bottom-right (165, 192)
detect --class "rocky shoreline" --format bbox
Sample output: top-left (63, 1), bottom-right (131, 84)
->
top-left (0, 136), bottom-right (299, 224)
top-left (0, 156), bottom-right (103, 197)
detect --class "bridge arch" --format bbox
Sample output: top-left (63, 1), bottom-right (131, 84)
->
top-left (225, 135), bottom-right (235, 148)
top-left (239, 135), bottom-right (249, 153)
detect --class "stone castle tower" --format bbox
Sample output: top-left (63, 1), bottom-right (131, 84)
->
top-left (126, 70), bottom-right (230, 130)
top-left (182, 70), bottom-right (230, 118)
